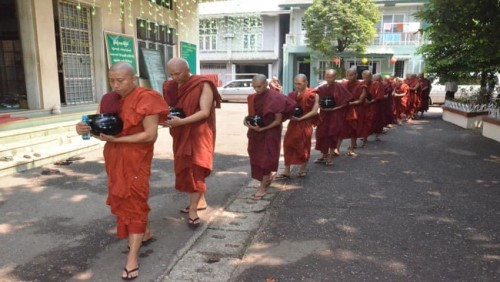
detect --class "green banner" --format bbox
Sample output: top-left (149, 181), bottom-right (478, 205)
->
top-left (104, 31), bottom-right (138, 75)
top-left (180, 41), bottom-right (197, 74)
top-left (141, 48), bottom-right (167, 93)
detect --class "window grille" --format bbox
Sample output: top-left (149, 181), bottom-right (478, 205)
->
top-left (199, 19), bottom-right (217, 51)
top-left (136, 19), bottom-right (176, 79)
top-left (58, 1), bottom-right (95, 105)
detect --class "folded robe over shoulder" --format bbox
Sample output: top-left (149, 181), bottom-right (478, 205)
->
top-left (163, 75), bottom-right (221, 193)
top-left (102, 87), bottom-right (168, 238)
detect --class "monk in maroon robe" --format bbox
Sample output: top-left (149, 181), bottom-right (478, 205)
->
top-left (359, 71), bottom-right (382, 147)
top-left (163, 58), bottom-right (221, 227)
top-left (277, 74), bottom-right (319, 178)
top-left (342, 68), bottom-right (367, 156)
top-left (246, 74), bottom-right (296, 200)
top-left (315, 69), bottom-right (353, 165)
top-left (418, 73), bottom-right (431, 118)
top-left (76, 62), bottom-right (168, 280)
top-left (406, 73), bottom-right (421, 121)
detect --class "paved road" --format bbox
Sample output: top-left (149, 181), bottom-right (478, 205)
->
top-left (2, 106), bottom-right (500, 282)
top-left (231, 107), bottom-right (500, 281)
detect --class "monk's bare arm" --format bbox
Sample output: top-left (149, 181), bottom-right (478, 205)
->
top-left (349, 89), bottom-right (367, 106)
top-left (299, 94), bottom-right (320, 120)
top-left (167, 83), bottom-right (212, 127)
top-left (98, 114), bottom-right (159, 143)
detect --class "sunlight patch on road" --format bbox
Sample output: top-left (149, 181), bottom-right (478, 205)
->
top-left (68, 194), bottom-right (88, 203)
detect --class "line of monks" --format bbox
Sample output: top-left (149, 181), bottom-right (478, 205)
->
top-left (75, 59), bottom-right (433, 280)
top-left (246, 68), bottom-right (432, 200)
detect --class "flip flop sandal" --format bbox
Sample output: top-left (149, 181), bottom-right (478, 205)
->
top-left (252, 193), bottom-right (266, 201)
top-left (275, 174), bottom-right (290, 180)
top-left (325, 159), bottom-right (334, 166)
top-left (122, 265), bottom-right (139, 281)
top-left (314, 158), bottom-right (326, 163)
top-left (188, 217), bottom-right (201, 228)
top-left (297, 171), bottom-right (307, 178)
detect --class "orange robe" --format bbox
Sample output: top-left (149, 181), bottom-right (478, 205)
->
top-left (359, 81), bottom-right (381, 139)
top-left (342, 80), bottom-right (366, 138)
top-left (407, 78), bottom-right (421, 117)
top-left (315, 82), bottom-right (353, 153)
top-left (247, 89), bottom-right (296, 181)
top-left (103, 87), bottom-right (168, 238)
top-left (163, 75), bottom-right (221, 193)
top-left (283, 88), bottom-right (317, 166)
top-left (395, 83), bottom-right (410, 119)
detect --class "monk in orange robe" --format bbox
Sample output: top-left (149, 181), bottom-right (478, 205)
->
top-left (276, 74), bottom-right (319, 179)
top-left (342, 68), bottom-right (367, 156)
top-left (359, 70), bottom-right (382, 147)
top-left (315, 69), bottom-right (353, 165)
top-left (162, 58), bottom-right (221, 228)
top-left (392, 77), bottom-right (410, 125)
top-left (406, 73), bottom-right (421, 121)
top-left (372, 74), bottom-right (390, 140)
top-left (76, 62), bottom-right (168, 280)
top-left (246, 74), bottom-right (296, 200)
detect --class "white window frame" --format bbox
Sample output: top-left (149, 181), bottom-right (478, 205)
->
top-left (199, 19), bottom-right (217, 51)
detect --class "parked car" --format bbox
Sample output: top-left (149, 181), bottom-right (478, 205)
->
top-left (218, 79), bottom-right (254, 102)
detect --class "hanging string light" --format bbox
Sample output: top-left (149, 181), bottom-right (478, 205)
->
top-left (92, 0), bottom-right (96, 16)
top-left (128, 0), bottom-right (134, 27)
top-left (108, 0), bottom-right (112, 15)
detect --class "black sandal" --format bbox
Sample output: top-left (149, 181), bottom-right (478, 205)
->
top-left (180, 206), bottom-right (207, 214)
top-left (188, 217), bottom-right (200, 228)
top-left (122, 265), bottom-right (139, 281)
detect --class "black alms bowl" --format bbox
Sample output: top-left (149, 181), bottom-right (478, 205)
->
top-left (245, 115), bottom-right (264, 127)
top-left (320, 96), bottom-right (336, 108)
top-left (168, 107), bottom-right (185, 119)
top-left (293, 106), bottom-right (303, 117)
top-left (87, 113), bottom-right (123, 135)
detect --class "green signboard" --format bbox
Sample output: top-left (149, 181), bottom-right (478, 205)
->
top-left (141, 48), bottom-right (167, 93)
top-left (104, 31), bottom-right (138, 75)
top-left (180, 41), bottom-right (197, 74)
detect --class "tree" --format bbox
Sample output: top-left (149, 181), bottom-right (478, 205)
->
top-left (416, 0), bottom-right (500, 95)
top-left (303, 0), bottom-right (380, 57)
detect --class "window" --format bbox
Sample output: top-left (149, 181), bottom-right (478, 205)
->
top-left (394, 60), bottom-right (404, 78)
top-left (199, 19), bottom-right (217, 51)
top-left (380, 14), bottom-right (405, 33)
top-left (242, 17), bottom-right (263, 50)
top-left (136, 18), bottom-right (176, 79)
top-left (154, 0), bottom-right (173, 10)
top-left (317, 60), bottom-right (333, 81)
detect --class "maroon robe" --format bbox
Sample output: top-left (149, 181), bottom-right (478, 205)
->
top-left (283, 88), bottom-right (317, 165)
top-left (342, 80), bottom-right (366, 138)
top-left (315, 82), bottom-right (353, 153)
top-left (247, 89), bottom-right (296, 181)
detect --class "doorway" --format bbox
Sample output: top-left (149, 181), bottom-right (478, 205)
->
top-left (0, 0), bottom-right (26, 110)
top-left (297, 60), bottom-right (310, 86)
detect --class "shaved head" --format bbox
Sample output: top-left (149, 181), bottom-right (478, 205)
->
top-left (167, 57), bottom-right (189, 70)
top-left (294, 73), bottom-right (308, 82)
top-left (252, 74), bottom-right (268, 95)
top-left (167, 57), bottom-right (191, 85)
top-left (109, 61), bottom-right (135, 76)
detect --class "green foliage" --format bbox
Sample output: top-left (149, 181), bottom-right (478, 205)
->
top-left (416, 0), bottom-right (500, 86)
top-left (303, 0), bottom-right (380, 57)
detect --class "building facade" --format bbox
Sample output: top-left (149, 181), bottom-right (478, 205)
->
top-left (281, 0), bottom-right (428, 93)
top-left (198, 0), bottom-right (289, 86)
top-left (0, 0), bottom-right (198, 116)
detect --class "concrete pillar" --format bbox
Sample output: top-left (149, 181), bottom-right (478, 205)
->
top-left (17, 0), bottom-right (60, 111)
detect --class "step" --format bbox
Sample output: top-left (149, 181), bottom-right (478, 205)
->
top-left (0, 138), bottom-right (103, 177)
